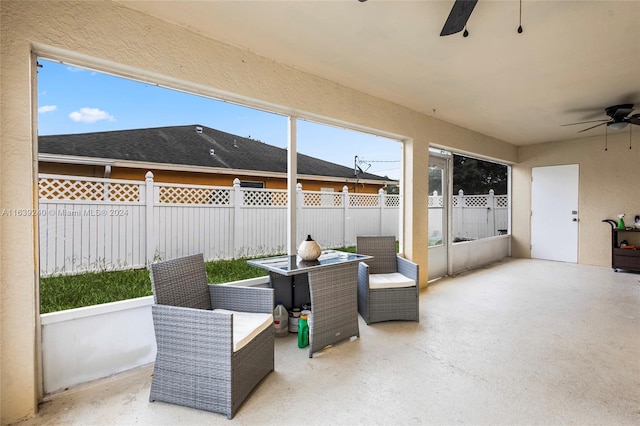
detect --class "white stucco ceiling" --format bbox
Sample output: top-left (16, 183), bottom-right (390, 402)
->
top-left (119, 0), bottom-right (640, 146)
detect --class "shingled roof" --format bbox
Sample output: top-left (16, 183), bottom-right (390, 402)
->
top-left (39, 124), bottom-right (392, 181)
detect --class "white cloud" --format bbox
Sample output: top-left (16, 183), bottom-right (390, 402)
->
top-left (66, 66), bottom-right (84, 73)
top-left (38, 105), bottom-right (57, 113)
top-left (69, 107), bottom-right (115, 123)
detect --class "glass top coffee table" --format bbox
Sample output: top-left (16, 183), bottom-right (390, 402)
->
top-left (248, 250), bottom-right (370, 275)
top-left (248, 250), bottom-right (371, 358)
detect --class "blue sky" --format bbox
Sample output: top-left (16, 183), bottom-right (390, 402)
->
top-left (37, 58), bottom-right (401, 179)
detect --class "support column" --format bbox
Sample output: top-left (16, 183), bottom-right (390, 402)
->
top-left (287, 117), bottom-right (298, 255)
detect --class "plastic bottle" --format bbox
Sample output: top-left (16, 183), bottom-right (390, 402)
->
top-left (298, 313), bottom-right (309, 348)
top-left (289, 308), bottom-right (301, 333)
top-left (273, 302), bottom-right (289, 338)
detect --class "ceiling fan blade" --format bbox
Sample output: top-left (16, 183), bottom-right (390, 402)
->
top-left (561, 119), bottom-right (610, 127)
top-left (576, 122), bottom-right (608, 133)
top-left (628, 114), bottom-right (640, 125)
top-left (440, 0), bottom-right (478, 36)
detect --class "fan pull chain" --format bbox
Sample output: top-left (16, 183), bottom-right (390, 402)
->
top-left (605, 125), bottom-right (608, 151)
top-left (518, 0), bottom-right (524, 33)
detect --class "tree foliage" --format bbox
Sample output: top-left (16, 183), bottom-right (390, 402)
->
top-left (428, 154), bottom-right (508, 195)
top-left (453, 155), bottom-right (508, 195)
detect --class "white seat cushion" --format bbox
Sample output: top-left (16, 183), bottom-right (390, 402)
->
top-left (214, 309), bottom-right (273, 352)
top-left (369, 272), bottom-right (416, 290)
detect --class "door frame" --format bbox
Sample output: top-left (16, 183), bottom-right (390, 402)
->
top-left (428, 152), bottom-right (452, 280)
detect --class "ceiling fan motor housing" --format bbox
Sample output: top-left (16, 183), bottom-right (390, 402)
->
top-left (606, 104), bottom-right (634, 120)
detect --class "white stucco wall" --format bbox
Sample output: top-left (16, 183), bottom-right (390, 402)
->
top-left (1, 1), bottom-right (517, 423)
top-left (452, 235), bottom-right (511, 275)
top-left (41, 297), bottom-right (156, 395)
top-left (512, 132), bottom-right (640, 266)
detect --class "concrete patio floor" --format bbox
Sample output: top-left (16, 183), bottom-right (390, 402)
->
top-left (15, 258), bottom-right (640, 425)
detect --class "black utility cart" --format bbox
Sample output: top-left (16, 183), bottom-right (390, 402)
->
top-left (602, 219), bottom-right (640, 272)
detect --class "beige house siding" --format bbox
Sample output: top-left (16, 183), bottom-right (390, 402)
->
top-left (38, 161), bottom-right (389, 194)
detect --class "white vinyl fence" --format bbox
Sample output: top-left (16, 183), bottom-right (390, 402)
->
top-left (38, 172), bottom-right (400, 276)
top-left (39, 173), bottom-right (508, 276)
top-left (428, 189), bottom-right (509, 243)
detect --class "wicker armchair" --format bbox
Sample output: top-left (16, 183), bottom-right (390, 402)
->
top-left (356, 236), bottom-right (419, 324)
top-left (148, 254), bottom-right (274, 419)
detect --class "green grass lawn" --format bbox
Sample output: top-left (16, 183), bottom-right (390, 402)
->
top-left (40, 247), bottom-right (357, 313)
top-left (40, 258), bottom-right (269, 314)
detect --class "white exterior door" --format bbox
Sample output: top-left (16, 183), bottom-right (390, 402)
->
top-left (428, 155), bottom-right (449, 280)
top-left (531, 164), bottom-right (579, 263)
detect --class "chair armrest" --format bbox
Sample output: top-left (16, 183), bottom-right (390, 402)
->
top-left (209, 284), bottom-right (274, 314)
top-left (397, 256), bottom-right (419, 282)
top-left (358, 262), bottom-right (370, 291)
top-left (152, 304), bottom-right (233, 356)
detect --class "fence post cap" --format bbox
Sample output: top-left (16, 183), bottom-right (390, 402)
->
top-left (296, 182), bottom-right (303, 190)
top-left (233, 178), bottom-right (241, 187)
top-left (458, 189), bottom-right (464, 195)
top-left (378, 188), bottom-right (385, 194)
top-left (342, 185), bottom-right (349, 193)
top-left (145, 171), bottom-right (154, 180)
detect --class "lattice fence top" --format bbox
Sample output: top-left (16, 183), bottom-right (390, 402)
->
top-left (40, 178), bottom-right (103, 201)
top-left (38, 173), bottom-right (410, 208)
top-left (385, 196), bottom-right (400, 207)
top-left (462, 195), bottom-right (489, 208)
top-left (349, 194), bottom-right (379, 207)
top-left (108, 182), bottom-right (141, 202)
top-left (429, 196), bottom-right (444, 208)
top-left (243, 189), bottom-right (288, 206)
top-left (39, 177), bottom-right (141, 202)
top-left (303, 192), bottom-right (343, 207)
top-left (495, 195), bottom-right (509, 208)
top-left (449, 194), bottom-right (508, 208)
top-left (159, 186), bottom-right (231, 205)
top-left (270, 191), bottom-right (288, 206)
